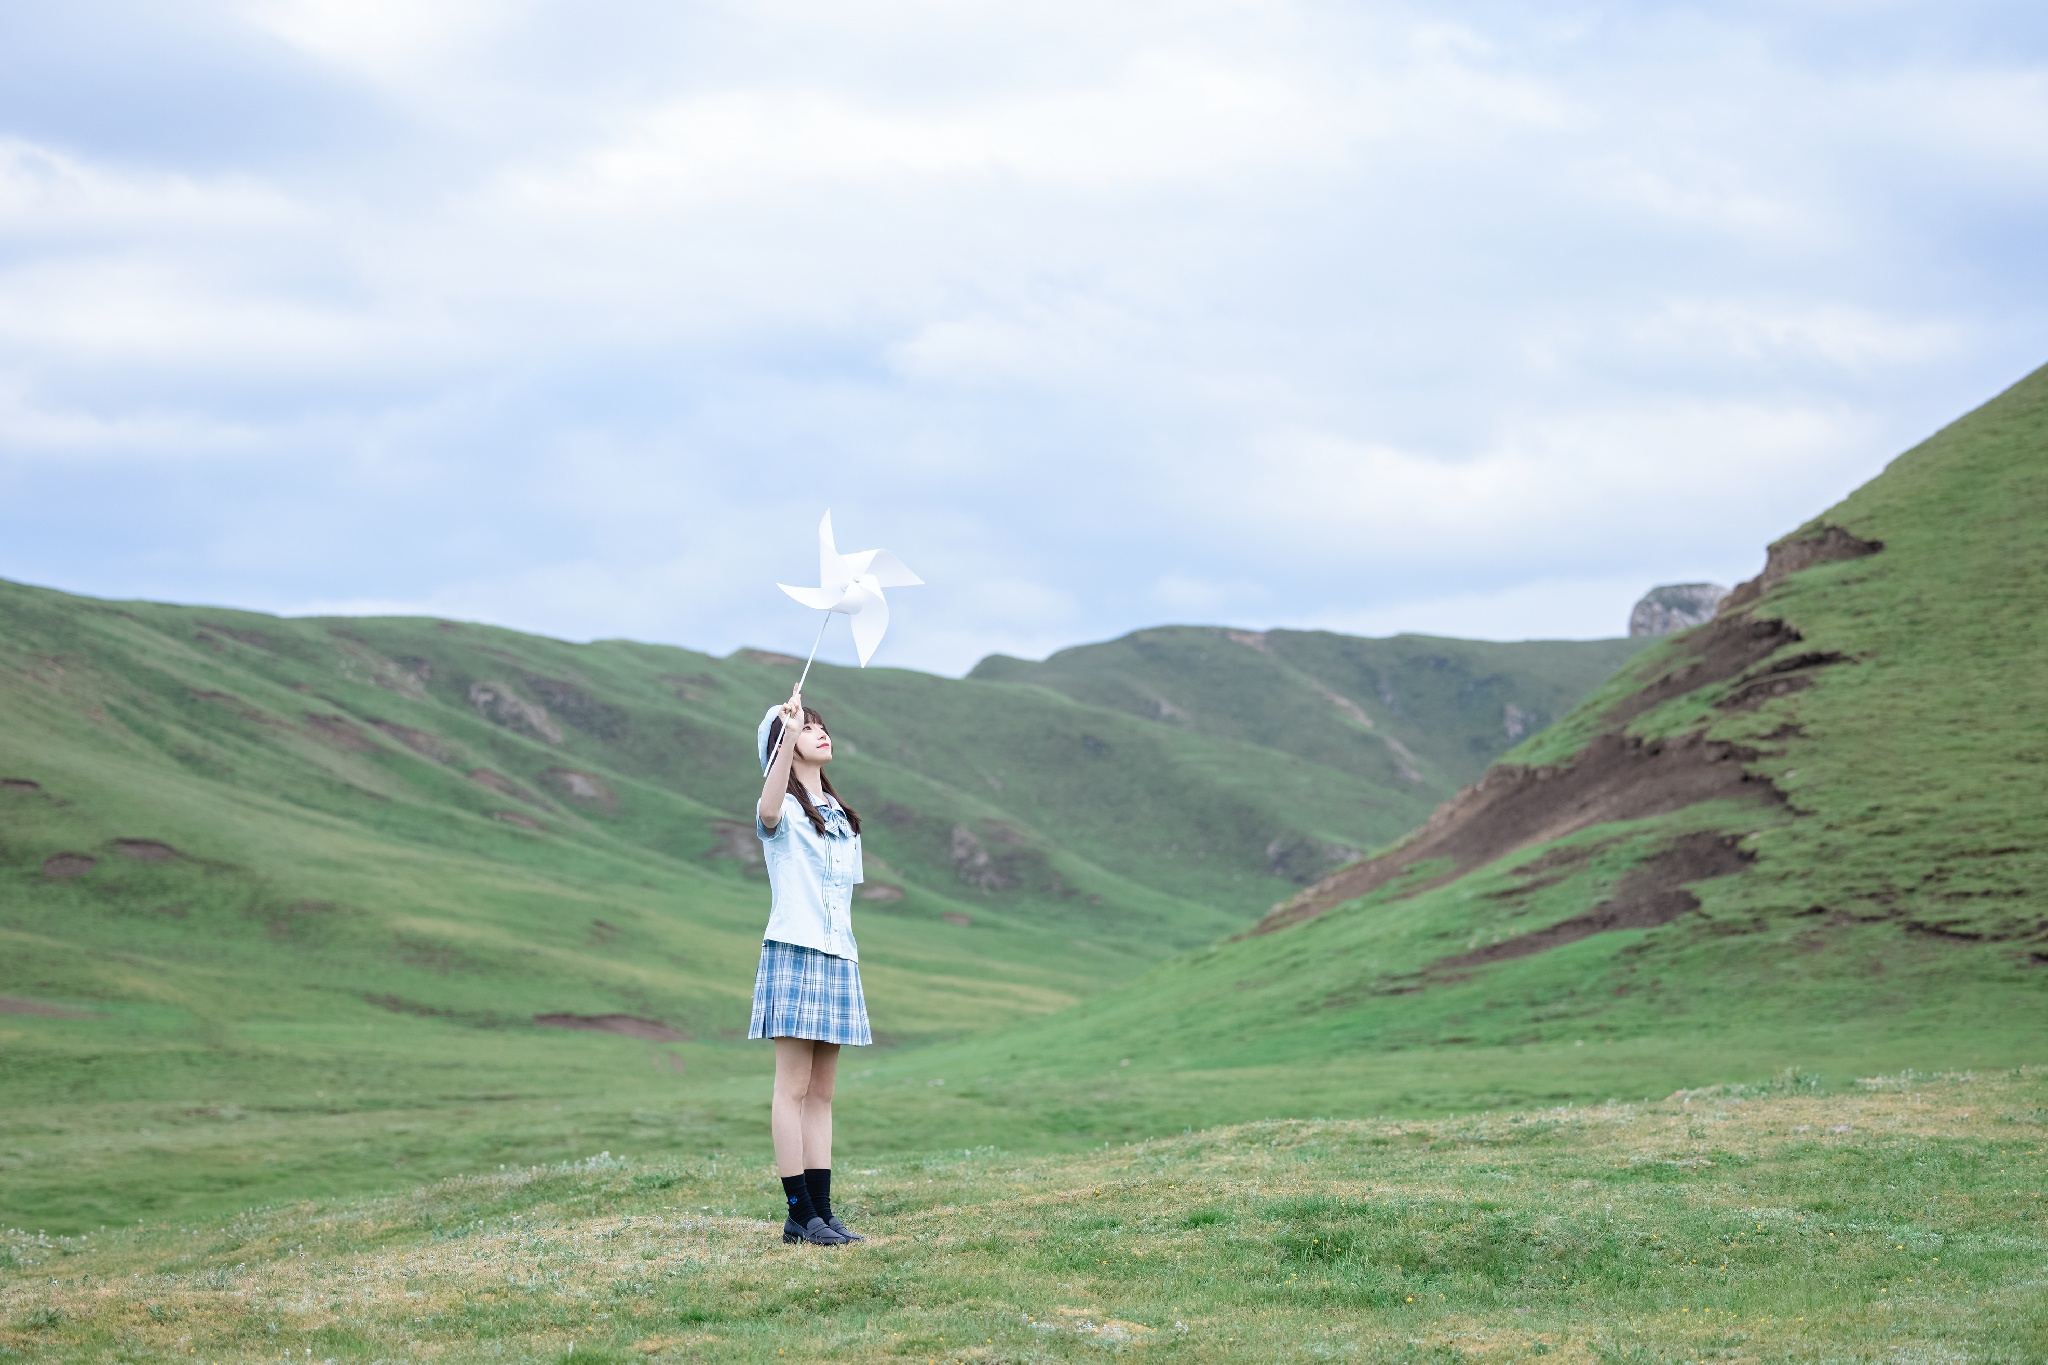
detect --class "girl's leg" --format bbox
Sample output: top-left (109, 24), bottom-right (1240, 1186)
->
top-left (800, 1042), bottom-right (840, 1170)
top-left (771, 1037), bottom-right (816, 1177)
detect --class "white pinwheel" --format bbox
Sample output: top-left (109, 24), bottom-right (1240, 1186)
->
top-left (778, 511), bottom-right (923, 676)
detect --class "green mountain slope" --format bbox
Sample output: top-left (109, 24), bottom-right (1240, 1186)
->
top-left (974, 627), bottom-right (1647, 796)
top-left (0, 581), bottom-right (1638, 1227)
top-left (921, 364), bottom-right (2048, 1095)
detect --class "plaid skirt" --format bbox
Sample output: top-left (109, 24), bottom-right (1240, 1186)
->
top-left (748, 940), bottom-right (871, 1045)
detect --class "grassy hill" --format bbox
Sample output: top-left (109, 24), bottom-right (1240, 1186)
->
top-left (0, 581), bottom-right (1638, 1230)
top-left (887, 362), bottom-right (2048, 1135)
top-left (974, 627), bottom-right (1645, 793)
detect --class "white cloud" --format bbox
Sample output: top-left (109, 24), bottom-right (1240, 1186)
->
top-left (0, 0), bottom-right (2041, 673)
top-left (526, 50), bottom-right (1348, 208)
top-left (1192, 397), bottom-right (1879, 574)
top-left (1630, 300), bottom-right (1967, 371)
top-left (0, 373), bottom-right (233, 454)
top-left (242, 0), bottom-right (509, 77)
top-left (1304, 572), bottom-right (1684, 644)
top-left (0, 138), bottom-right (299, 233)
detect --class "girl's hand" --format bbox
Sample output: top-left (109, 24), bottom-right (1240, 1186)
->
top-left (759, 686), bottom-right (804, 828)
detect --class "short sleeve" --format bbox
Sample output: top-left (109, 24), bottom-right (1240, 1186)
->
top-left (758, 796), bottom-right (793, 844)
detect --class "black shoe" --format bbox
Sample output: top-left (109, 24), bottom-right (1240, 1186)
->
top-left (783, 1216), bottom-right (847, 1246)
top-left (825, 1215), bottom-right (863, 1242)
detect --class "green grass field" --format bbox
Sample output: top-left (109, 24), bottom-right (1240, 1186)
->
top-left (0, 561), bottom-right (1644, 1233)
top-left (5, 1069), bottom-right (2043, 1362)
top-left (3, 362), bottom-right (2045, 1360)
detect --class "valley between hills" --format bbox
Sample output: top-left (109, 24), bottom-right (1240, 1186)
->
top-left (1, 366), bottom-right (2045, 1362)
top-left (0, 537), bottom-right (1642, 1230)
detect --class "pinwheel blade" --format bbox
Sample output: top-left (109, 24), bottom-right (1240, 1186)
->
top-left (778, 582), bottom-right (845, 610)
top-left (862, 548), bottom-right (923, 587)
top-left (847, 581), bottom-right (891, 666)
top-left (818, 512), bottom-right (856, 593)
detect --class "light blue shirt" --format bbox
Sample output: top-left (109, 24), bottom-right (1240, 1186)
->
top-left (757, 791), bottom-right (863, 961)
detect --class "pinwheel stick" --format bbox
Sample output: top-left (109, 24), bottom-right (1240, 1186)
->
top-left (795, 610), bottom-right (832, 693)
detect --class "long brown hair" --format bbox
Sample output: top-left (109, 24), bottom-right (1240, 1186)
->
top-left (763, 706), bottom-right (862, 837)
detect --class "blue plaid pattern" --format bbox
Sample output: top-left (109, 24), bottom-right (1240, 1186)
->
top-left (749, 939), bottom-right (872, 1045)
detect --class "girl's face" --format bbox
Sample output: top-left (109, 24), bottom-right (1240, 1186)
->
top-left (793, 716), bottom-right (833, 764)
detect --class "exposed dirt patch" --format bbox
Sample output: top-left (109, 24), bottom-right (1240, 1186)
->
top-left (114, 839), bottom-right (180, 861)
top-left (371, 721), bottom-right (452, 762)
top-left (1601, 615), bottom-right (1802, 729)
top-left (0, 995), bottom-right (102, 1018)
top-left (939, 912), bottom-right (971, 926)
top-left (303, 713), bottom-right (377, 751)
top-left (859, 884), bottom-right (904, 902)
top-left (492, 810), bottom-right (543, 830)
top-left (534, 1013), bottom-right (690, 1042)
top-left (1, 777), bottom-right (40, 791)
top-left (1718, 674), bottom-right (1816, 711)
top-left (1719, 525), bottom-right (1884, 615)
top-left (1249, 732), bottom-right (1779, 936)
top-left (736, 649), bottom-right (802, 667)
top-left (41, 852), bottom-right (96, 879)
top-left (544, 768), bottom-right (618, 812)
top-left (1426, 832), bottom-right (1754, 973)
top-left (1225, 629), bottom-right (1271, 651)
top-left (1716, 652), bottom-right (1854, 712)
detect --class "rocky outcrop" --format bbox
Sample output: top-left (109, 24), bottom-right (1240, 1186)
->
top-left (1629, 583), bottom-right (1729, 636)
top-left (467, 680), bottom-right (563, 744)
top-left (1718, 526), bottom-right (1883, 615)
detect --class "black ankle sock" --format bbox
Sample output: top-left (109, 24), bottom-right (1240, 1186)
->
top-left (781, 1174), bottom-right (818, 1225)
top-left (804, 1168), bottom-right (833, 1223)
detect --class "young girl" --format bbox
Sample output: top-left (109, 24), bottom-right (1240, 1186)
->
top-left (750, 685), bottom-right (870, 1246)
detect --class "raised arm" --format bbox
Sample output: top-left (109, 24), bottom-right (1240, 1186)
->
top-left (756, 687), bottom-right (804, 829)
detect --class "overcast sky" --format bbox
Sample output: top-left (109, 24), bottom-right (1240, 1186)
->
top-left (1, 0), bottom-right (2042, 674)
